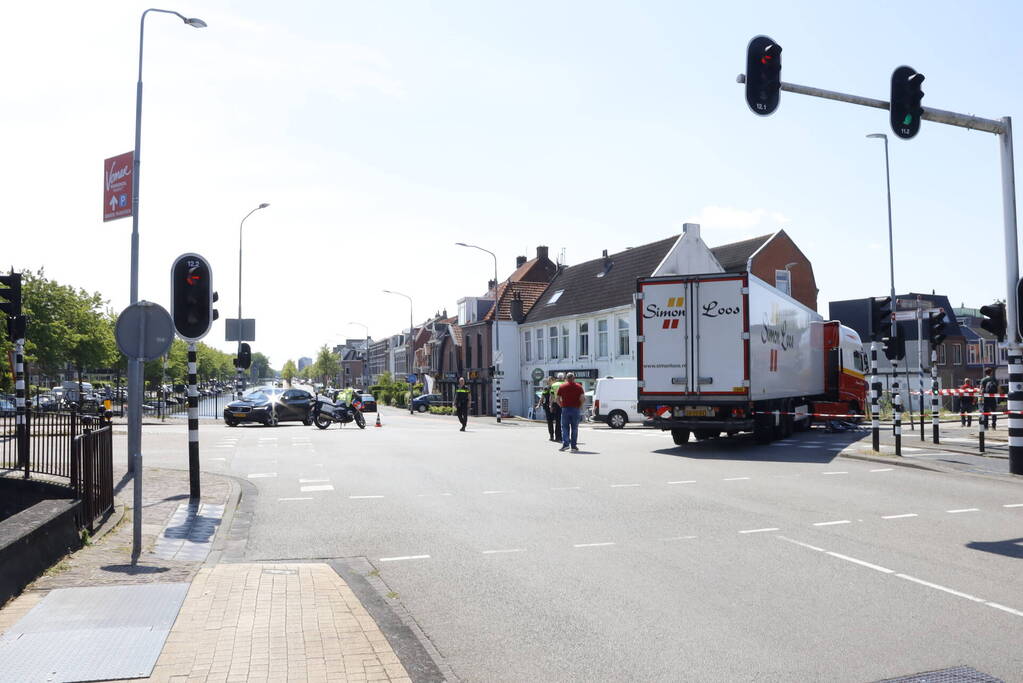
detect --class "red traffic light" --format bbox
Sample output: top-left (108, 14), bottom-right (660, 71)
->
top-left (186, 268), bottom-right (201, 286)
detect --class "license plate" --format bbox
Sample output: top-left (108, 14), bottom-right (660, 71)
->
top-left (683, 407), bottom-right (713, 417)
top-left (233, 412), bottom-right (246, 418)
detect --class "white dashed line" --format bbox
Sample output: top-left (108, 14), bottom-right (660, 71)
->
top-left (573, 542), bottom-right (615, 548)
top-left (870, 468), bottom-right (894, 472)
top-left (379, 555), bottom-right (430, 562)
top-left (209, 457), bottom-right (226, 461)
top-left (739, 528), bottom-right (779, 534)
top-left (300, 484), bottom-right (334, 492)
top-left (299, 478), bottom-right (330, 483)
top-left (813, 520), bottom-right (851, 527)
top-left (482, 548), bottom-right (526, 555)
top-left (247, 472), bottom-right (277, 479)
top-left (550, 486), bottom-right (582, 491)
top-left (482, 490), bottom-right (514, 495)
top-left (667, 480), bottom-right (696, 485)
top-left (660, 535), bottom-right (697, 541)
top-left (895, 573), bottom-right (985, 602)
top-left (278, 497), bottom-right (313, 501)
top-left (723, 477), bottom-right (750, 481)
top-left (825, 552), bottom-right (894, 574)
top-left (349, 495), bottom-right (384, 499)
top-left (881, 513), bottom-right (918, 520)
top-left (947, 508), bottom-right (980, 514)
top-left (610, 483), bottom-right (641, 488)
top-left (821, 471), bottom-right (848, 475)
top-left (1004, 503), bottom-right (1023, 508)
top-left (777, 536), bottom-right (826, 552)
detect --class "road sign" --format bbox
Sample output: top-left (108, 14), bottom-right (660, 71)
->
top-left (896, 298), bottom-right (933, 310)
top-left (115, 301), bottom-right (174, 361)
top-left (103, 151), bottom-right (134, 222)
top-left (225, 318), bottom-right (256, 342)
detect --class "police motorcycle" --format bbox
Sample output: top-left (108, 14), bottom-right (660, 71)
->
top-left (311, 390), bottom-right (366, 430)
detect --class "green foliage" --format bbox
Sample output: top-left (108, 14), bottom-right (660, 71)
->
top-left (428, 406), bottom-right (454, 415)
top-left (281, 359), bottom-right (297, 384)
top-left (314, 345), bottom-right (340, 384)
top-left (249, 352), bottom-right (273, 381)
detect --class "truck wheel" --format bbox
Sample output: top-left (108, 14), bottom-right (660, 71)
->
top-left (608, 410), bottom-right (628, 429)
top-left (754, 417), bottom-right (773, 445)
top-left (671, 429), bottom-right (690, 445)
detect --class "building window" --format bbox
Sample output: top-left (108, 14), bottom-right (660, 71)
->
top-left (983, 342), bottom-right (994, 365)
top-left (477, 335), bottom-right (483, 368)
top-left (524, 330), bottom-right (532, 362)
top-left (617, 318), bottom-right (630, 356)
top-left (578, 322), bottom-right (589, 358)
top-left (466, 335), bottom-right (472, 368)
top-left (536, 328), bottom-right (545, 361)
top-left (597, 319), bottom-right (609, 358)
top-left (546, 289), bottom-right (564, 306)
top-left (952, 344), bottom-right (962, 365)
top-left (937, 343), bottom-right (946, 365)
top-left (549, 326), bottom-right (560, 359)
top-left (775, 269), bottom-right (792, 296)
top-left (968, 343), bottom-right (980, 365)
top-left (561, 324), bottom-right (570, 359)
top-left (1000, 346), bottom-right (1008, 363)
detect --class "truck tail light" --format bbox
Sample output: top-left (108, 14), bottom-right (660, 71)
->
top-left (731, 408), bottom-right (745, 418)
top-left (594, 399), bottom-right (600, 414)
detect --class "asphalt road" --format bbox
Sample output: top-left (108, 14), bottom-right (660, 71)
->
top-left (127, 408), bottom-right (1023, 682)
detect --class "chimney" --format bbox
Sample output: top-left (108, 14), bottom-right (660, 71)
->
top-left (682, 222), bottom-right (700, 238)
top-left (536, 245), bottom-right (549, 261)
top-left (487, 278), bottom-right (497, 293)
top-left (510, 292), bottom-right (525, 323)
top-left (516, 255), bottom-right (527, 268)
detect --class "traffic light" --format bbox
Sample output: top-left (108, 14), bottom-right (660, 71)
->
top-left (869, 296), bottom-right (892, 342)
top-left (882, 326), bottom-right (906, 361)
top-left (234, 343), bottom-right (252, 370)
top-left (979, 302), bottom-right (1006, 342)
top-left (745, 35), bottom-right (782, 116)
top-left (890, 65), bottom-right (925, 140)
top-left (0, 272), bottom-right (22, 318)
top-left (926, 311), bottom-right (947, 347)
top-left (171, 253), bottom-right (214, 341)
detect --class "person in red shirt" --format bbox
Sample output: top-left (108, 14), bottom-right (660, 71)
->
top-left (556, 372), bottom-right (585, 452)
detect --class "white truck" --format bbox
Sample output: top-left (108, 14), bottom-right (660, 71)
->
top-left (636, 272), bottom-right (867, 445)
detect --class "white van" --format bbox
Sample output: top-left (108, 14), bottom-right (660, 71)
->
top-left (592, 377), bottom-right (644, 429)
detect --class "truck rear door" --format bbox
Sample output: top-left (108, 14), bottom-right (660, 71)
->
top-left (637, 279), bottom-right (689, 397)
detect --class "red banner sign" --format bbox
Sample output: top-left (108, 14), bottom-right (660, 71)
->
top-left (103, 151), bottom-right (134, 222)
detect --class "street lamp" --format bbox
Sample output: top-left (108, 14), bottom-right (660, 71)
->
top-left (349, 322), bottom-right (370, 389)
top-left (382, 290), bottom-right (415, 413)
top-left (455, 242), bottom-right (502, 423)
top-left (236, 202), bottom-right (270, 398)
top-left (126, 7), bottom-right (205, 565)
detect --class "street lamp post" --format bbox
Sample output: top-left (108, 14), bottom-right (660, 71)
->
top-left (236, 203), bottom-right (270, 398)
top-left (349, 322), bottom-right (370, 389)
top-left (456, 242), bottom-right (501, 423)
top-left (126, 8), bottom-right (205, 565)
top-left (383, 290), bottom-right (414, 413)
top-left (867, 133), bottom-right (901, 455)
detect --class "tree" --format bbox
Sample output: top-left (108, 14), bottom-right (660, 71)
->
top-left (281, 359), bottom-right (297, 384)
top-left (249, 352), bottom-right (272, 381)
top-left (314, 345), bottom-right (340, 385)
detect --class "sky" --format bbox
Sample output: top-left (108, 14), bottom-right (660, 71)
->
top-left (5, 1), bottom-right (1023, 368)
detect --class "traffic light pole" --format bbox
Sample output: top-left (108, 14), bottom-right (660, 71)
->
top-left (870, 342), bottom-right (880, 452)
top-left (187, 343), bottom-right (200, 499)
top-left (14, 336), bottom-right (27, 473)
top-left (892, 358), bottom-right (902, 457)
top-left (736, 74), bottom-right (1021, 474)
top-left (931, 349), bottom-right (940, 444)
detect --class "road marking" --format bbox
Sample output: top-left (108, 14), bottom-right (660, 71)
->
top-left (209, 457), bottom-right (226, 461)
top-left (481, 548), bottom-right (526, 555)
top-left (610, 483), bottom-right (641, 488)
top-left (777, 536), bottom-right (826, 552)
top-left (660, 535), bottom-right (697, 541)
top-left (881, 513), bottom-right (918, 519)
top-left (278, 497), bottom-right (313, 501)
top-left (482, 490), bottom-right (514, 495)
top-left (870, 468), bottom-right (894, 472)
top-left (1004, 503), bottom-right (1023, 508)
top-left (895, 574), bottom-right (985, 602)
top-left (821, 471), bottom-right (848, 475)
top-left (550, 486), bottom-right (582, 491)
top-left (299, 478), bottom-right (330, 483)
top-left (247, 472), bottom-right (277, 478)
top-left (300, 484), bottom-right (334, 492)
top-left (573, 542), bottom-right (615, 548)
top-left (947, 508), bottom-right (980, 514)
top-left (723, 477), bottom-right (750, 481)
top-left (379, 555), bottom-right (430, 562)
top-left (739, 528), bottom-right (779, 534)
top-left (813, 520), bottom-right (851, 526)
top-left (349, 494), bottom-right (383, 499)
top-left (825, 552), bottom-right (894, 574)
top-left (667, 480), bottom-right (696, 485)
top-left (986, 602), bottom-right (1023, 618)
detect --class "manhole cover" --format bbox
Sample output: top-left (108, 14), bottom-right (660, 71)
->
top-left (876, 665), bottom-right (1002, 683)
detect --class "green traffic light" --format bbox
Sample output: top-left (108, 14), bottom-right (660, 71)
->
top-left (902, 113), bottom-right (913, 125)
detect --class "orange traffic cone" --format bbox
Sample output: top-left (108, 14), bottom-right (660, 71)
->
top-left (375, 412), bottom-right (382, 427)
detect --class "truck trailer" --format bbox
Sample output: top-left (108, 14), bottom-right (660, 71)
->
top-left (636, 272), bottom-right (867, 445)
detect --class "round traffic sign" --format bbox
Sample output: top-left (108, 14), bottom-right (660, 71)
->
top-left (115, 301), bottom-right (175, 361)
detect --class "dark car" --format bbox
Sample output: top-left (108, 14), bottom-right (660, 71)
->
top-left (411, 393), bottom-right (443, 413)
top-left (0, 399), bottom-right (15, 418)
top-left (223, 388), bottom-right (314, 427)
top-left (359, 394), bottom-right (377, 413)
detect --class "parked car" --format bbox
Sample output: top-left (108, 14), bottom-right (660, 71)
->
top-left (359, 393), bottom-right (377, 413)
top-left (223, 387), bottom-right (315, 427)
top-left (35, 394), bottom-right (59, 411)
top-left (592, 377), bottom-right (644, 429)
top-left (411, 393), bottom-right (444, 413)
top-left (0, 399), bottom-right (15, 417)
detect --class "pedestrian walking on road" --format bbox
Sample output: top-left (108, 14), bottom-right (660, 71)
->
top-left (959, 378), bottom-right (975, 427)
top-left (556, 372), bottom-right (585, 452)
top-left (550, 373), bottom-right (565, 442)
top-left (981, 367), bottom-right (999, 430)
top-left (537, 378), bottom-right (556, 441)
top-left (455, 377), bottom-right (470, 431)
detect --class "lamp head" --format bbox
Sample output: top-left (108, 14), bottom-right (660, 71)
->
top-left (866, 133), bottom-right (887, 140)
top-left (258, 202), bottom-right (270, 209)
top-left (455, 242), bottom-right (468, 247)
top-left (184, 17), bottom-right (207, 28)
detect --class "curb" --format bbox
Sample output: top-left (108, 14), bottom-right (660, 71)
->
top-left (838, 450), bottom-right (944, 473)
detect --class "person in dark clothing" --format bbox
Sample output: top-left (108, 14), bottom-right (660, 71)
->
top-left (959, 378), bottom-right (975, 427)
top-left (454, 377), bottom-right (470, 431)
top-left (549, 372), bottom-right (565, 442)
top-left (981, 367), bottom-right (999, 430)
top-left (537, 378), bottom-right (556, 441)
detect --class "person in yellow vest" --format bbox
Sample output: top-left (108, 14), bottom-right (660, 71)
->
top-left (454, 377), bottom-right (471, 431)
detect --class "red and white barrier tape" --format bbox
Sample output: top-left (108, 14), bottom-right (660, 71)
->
top-left (911, 389), bottom-right (1007, 398)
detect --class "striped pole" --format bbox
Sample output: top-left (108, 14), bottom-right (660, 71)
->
top-left (892, 359), bottom-right (901, 456)
top-left (14, 337), bottom-right (27, 475)
top-left (978, 379), bottom-right (986, 453)
top-left (870, 342), bottom-right (880, 452)
top-left (188, 343), bottom-right (200, 499)
top-left (1009, 350), bottom-right (1023, 475)
top-left (931, 350), bottom-right (940, 444)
